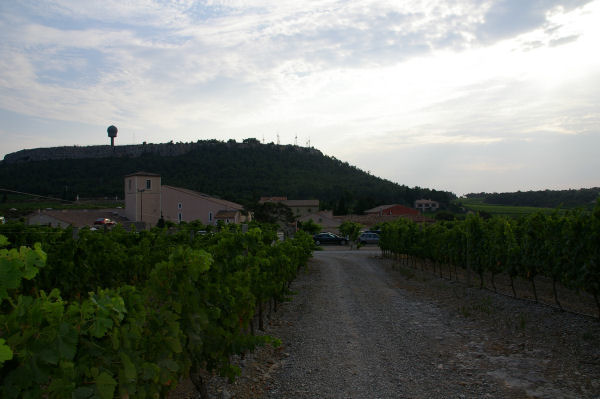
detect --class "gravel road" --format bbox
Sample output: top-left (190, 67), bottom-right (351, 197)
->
top-left (259, 248), bottom-right (600, 399)
top-left (174, 247), bottom-right (599, 399)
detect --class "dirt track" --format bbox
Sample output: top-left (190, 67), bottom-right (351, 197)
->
top-left (174, 247), bottom-right (600, 398)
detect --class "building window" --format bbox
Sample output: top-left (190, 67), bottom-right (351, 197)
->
top-left (178, 203), bottom-right (182, 209)
top-left (208, 211), bottom-right (213, 222)
top-left (128, 179), bottom-right (132, 191)
top-left (146, 179), bottom-right (151, 190)
top-left (178, 213), bottom-right (182, 223)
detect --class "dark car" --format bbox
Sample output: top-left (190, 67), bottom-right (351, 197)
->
top-left (313, 232), bottom-right (347, 245)
top-left (359, 232), bottom-right (380, 245)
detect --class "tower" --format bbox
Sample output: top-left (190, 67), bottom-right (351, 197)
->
top-left (107, 125), bottom-right (118, 147)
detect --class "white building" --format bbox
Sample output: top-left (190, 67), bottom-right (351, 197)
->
top-left (124, 172), bottom-right (249, 227)
top-left (414, 199), bottom-right (440, 212)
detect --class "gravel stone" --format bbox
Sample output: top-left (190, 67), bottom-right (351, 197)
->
top-left (171, 247), bottom-right (600, 399)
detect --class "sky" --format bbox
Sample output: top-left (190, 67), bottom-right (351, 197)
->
top-left (1, 0), bottom-right (599, 196)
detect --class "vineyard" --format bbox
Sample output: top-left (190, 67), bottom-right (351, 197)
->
top-left (0, 222), bottom-right (313, 398)
top-left (379, 200), bottom-right (600, 318)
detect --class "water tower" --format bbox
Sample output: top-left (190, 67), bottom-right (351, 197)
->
top-left (107, 125), bottom-right (118, 147)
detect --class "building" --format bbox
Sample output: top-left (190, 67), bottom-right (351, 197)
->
top-left (124, 172), bottom-right (162, 224)
top-left (298, 210), bottom-right (342, 233)
top-left (259, 197), bottom-right (319, 218)
top-left (161, 185), bottom-right (247, 225)
top-left (414, 199), bottom-right (440, 212)
top-left (364, 204), bottom-right (420, 217)
top-left (124, 172), bottom-right (249, 227)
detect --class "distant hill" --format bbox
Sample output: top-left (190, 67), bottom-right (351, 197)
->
top-left (0, 140), bottom-right (455, 214)
top-left (465, 188), bottom-right (600, 209)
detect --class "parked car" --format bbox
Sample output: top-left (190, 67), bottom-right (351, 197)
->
top-left (313, 232), bottom-right (347, 245)
top-left (94, 217), bottom-right (116, 226)
top-left (359, 232), bottom-right (380, 245)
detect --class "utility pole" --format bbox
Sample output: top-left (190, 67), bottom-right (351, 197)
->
top-left (137, 189), bottom-right (146, 222)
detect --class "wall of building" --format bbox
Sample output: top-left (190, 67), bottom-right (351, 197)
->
top-left (124, 174), bottom-right (162, 225)
top-left (161, 186), bottom-right (241, 225)
top-left (283, 200), bottom-right (320, 218)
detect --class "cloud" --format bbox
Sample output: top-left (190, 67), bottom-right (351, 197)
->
top-left (475, 0), bottom-right (594, 42)
top-left (1, 0), bottom-right (599, 194)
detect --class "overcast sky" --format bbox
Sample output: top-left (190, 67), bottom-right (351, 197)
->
top-left (1, 1), bottom-right (599, 195)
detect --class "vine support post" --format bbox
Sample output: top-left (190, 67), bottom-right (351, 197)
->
top-left (510, 275), bottom-right (517, 298)
top-left (531, 276), bottom-right (538, 302)
top-left (191, 366), bottom-right (209, 399)
top-left (552, 279), bottom-right (562, 310)
top-left (258, 301), bottom-right (264, 331)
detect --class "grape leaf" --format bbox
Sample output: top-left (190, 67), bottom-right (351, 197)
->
top-left (96, 372), bottom-right (117, 399)
top-left (0, 338), bottom-right (13, 364)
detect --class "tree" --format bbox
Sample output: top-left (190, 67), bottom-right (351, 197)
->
top-left (434, 211), bottom-right (455, 221)
top-left (339, 221), bottom-right (362, 249)
top-left (298, 219), bottom-right (321, 235)
top-left (242, 138), bottom-right (260, 144)
top-left (250, 202), bottom-right (295, 225)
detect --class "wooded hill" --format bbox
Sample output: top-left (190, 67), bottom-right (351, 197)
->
top-left (0, 140), bottom-right (454, 214)
top-left (465, 188), bottom-right (600, 209)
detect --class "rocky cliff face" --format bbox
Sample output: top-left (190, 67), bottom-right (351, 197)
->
top-left (3, 140), bottom-right (323, 163)
top-left (2, 142), bottom-right (201, 163)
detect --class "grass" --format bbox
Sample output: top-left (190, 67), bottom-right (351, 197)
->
top-left (396, 265), bottom-right (416, 280)
top-left (0, 194), bottom-right (123, 218)
top-left (457, 197), bottom-right (557, 218)
top-left (459, 296), bottom-right (495, 318)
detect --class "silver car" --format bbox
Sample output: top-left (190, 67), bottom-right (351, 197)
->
top-left (359, 232), bottom-right (379, 245)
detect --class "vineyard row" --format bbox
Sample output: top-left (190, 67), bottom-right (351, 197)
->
top-left (0, 223), bottom-right (313, 399)
top-left (378, 201), bottom-right (600, 317)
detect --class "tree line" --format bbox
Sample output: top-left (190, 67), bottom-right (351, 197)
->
top-left (466, 187), bottom-right (599, 209)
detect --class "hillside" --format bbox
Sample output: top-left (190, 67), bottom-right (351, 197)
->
top-left (0, 140), bottom-right (454, 214)
top-left (465, 188), bottom-right (600, 209)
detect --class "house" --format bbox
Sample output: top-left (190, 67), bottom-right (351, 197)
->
top-left (414, 199), bottom-right (440, 212)
top-left (124, 172), bottom-right (249, 227)
top-left (259, 196), bottom-right (319, 218)
top-left (298, 210), bottom-right (342, 233)
top-left (364, 204), bottom-right (420, 217)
